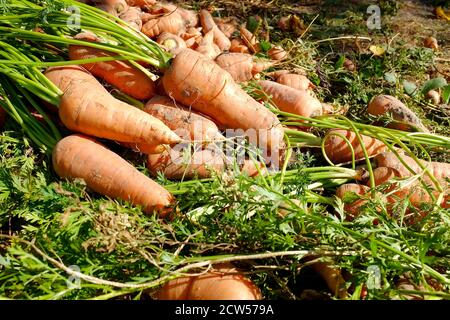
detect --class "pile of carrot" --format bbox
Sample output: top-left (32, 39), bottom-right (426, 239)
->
top-left (2, 0), bottom-right (449, 302)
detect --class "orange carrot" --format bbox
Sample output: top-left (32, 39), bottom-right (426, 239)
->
top-left (68, 32), bottom-right (156, 100)
top-left (275, 73), bottom-right (314, 91)
top-left (45, 65), bottom-right (181, 146)
top-left (368, 166), bottom-right (448, 216)
top-left (323, 129), bottom-right (386, 164)
top-left (119, 6), bottom-right (142, 31)
top-left (142, 10), bottom-right (186, 38)
top-left (268, 45), bottom-right (288, 61)
top-left (152, 3), bottom-right (199, 27)
top-left (53, 134), bottom-right (174, 215)
top-left (125, 0), bottom-right (155, 7)
top-left (311, 261), bottom-right (348, 298)
top-left (144, 95), bottom-right (224, 142)
top-left (181, 27), bottom-right (203, 49)
top-left (229, 38), bottom-right (250, 54)
top-left (199, 9), bottom-right (231, 51)
top-left (374, 152), bottom-right (450, 183)
top-left (368, 95), bottom-right (428, 132)
top-left (335, 183), bottom-right (370, 219)
top-left (162, 49), bottom-right (285, 154)
top-left (148, 148), bottom-right (266, 180)
top-left (240, 26), bottom-right (260, 53)
top-left (157, 32), bottom-right (187, 56)
top-left (257, 80), bottom-right (322, 118)
top-left (196, 30), bottom-right (221, 60)
top-left (156, 263), bottom-right (262, 300)
top-left (100, 0), bottom-right (128, 14)
top-left (215, 53), bottom-right (273, 82)
top-left (214, 18), bottom-right (237, 38)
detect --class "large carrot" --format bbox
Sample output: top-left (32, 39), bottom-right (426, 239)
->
top-left (44, 65), bottom-right (181, 146)
top-left (275, 73), bottom-right (314, 91)
top-left (374, 152), bottom-right (450, 183)
top-left (68, 32), bottom-right (156, 100)
top-left (142, 10), bottom-right (186, 38)
top-left (53, 134), bottom-right (174, 215)
top-left (215, 53), bottom-right (273, 82)
top-left (324, 129), bottom-right (386, 164)
top-left (257, 80), bottom-right (322, 118)
top-left (162, 49), bottom-right (285, 155)
top-left (144, 95), bottom-right (224, 142)
top-left (368, 95), bottom-right (428, 132)
top-left (156, 263), bottom-right (262, 300)
top-left (199, 9), bottom-right (231, 51)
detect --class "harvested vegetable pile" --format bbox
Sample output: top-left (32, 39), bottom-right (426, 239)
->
top-left (0, 0), bottom-right (449, 301)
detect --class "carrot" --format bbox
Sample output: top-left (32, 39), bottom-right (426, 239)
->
top-left (323, 129), bottom-right (386, 164)
top-left (119, 6), bottom-right (142, 31)
top-left (157, 32), bottom-right (187, 56)
top-left (374, 152), bottom-right (450, 183)
top-left (368, 166), bottom-right (448, 218)
top-left (195, 30), bottom-right (221, 60)
top-left (148, 148), bottom-right (229, 180)
top-left (275, 73), bottom-right (314, 91)
top-left (148, 148), bottom-right (265, 180)
top-left (97, 0), bottom-right (128, 14)
top-left (311, 262), bottom-right (348, 298)
top-left (144, 95), bottom-right (224, 142)
top-left (153, 3), bottom-right (199, 28)
top-left (214, 17), bottom-right (237, 38)
top-left (199, 9), bottom-right (231, 51)
top-left (215, 53), bottom-right (273, 83)
top-left (162, 49), bottom-right (285, 156)
top-left (335, 183), bottom-right (370, 219)
top-left (44, 65), bottom-right (181, 146)
top-left (257, 80), bottom-right (323, 118)
top-left (142, 10), bottom-right (186, 38)
top-left (125, 0), bottom-right (156, 7)
top-left (229, 38), bottom-right (250, 54)
top-left (368, 95), bottom-right (429, 132)
top-left (120, 141), bottom-right (167, 154)
top-left (156, 263), bottom-right (262, 300)
top-left (268, 45), bottom-right (288, 61)
top-left (240, 26), bottom-right (260, 53)
top-left (68, 32), bottom-right (156, 100)
top-left (53, 134), bottom-right (174, 215)
top-left (181, 27), bottom-right (203, 49)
